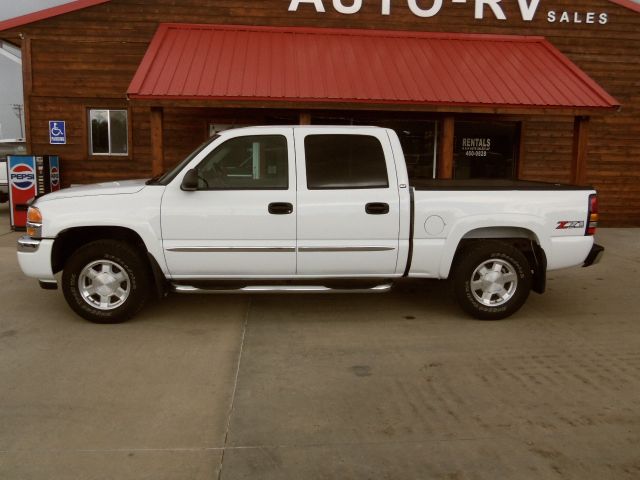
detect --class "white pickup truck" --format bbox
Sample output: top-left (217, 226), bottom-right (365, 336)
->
top-left (17, 126), bottom-right (603, 323)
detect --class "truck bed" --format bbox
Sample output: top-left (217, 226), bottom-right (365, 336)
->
top-left (412, 179), bottom-right (592, 191)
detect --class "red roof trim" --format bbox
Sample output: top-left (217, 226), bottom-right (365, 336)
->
top-left (125, 93), bottom-right (616, 112)
top-left (536, 40), bottom-right (619, 107)
top-left (0, 0), bottom-right (110, 32)
top-left (128, 24), bottom-right (620, 111)
top-left (127, 24), bottom-right (171, 95)
top-left (608, 0), bottom-right (640, 13)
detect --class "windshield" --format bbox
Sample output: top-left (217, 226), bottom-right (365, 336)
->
top-left (148, 135), bottom-right (220, 186)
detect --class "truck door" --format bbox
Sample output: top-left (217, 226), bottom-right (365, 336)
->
top-left (294, 128), bottom-right (401, 276)
top-left (161, 128), bottom-right (296, 278)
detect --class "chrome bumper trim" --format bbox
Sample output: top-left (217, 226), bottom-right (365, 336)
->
top-left (17, 236), bottom-right (41, 253)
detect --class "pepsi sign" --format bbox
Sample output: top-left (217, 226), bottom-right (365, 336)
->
top-left (50, 166), bottom-right (60, 188)
top-left (8, 155), bottom-right (38, 229)
top-left (47, 156), bottom-right (61, 192)
top-left (10, 163), bottom-right (36, 190)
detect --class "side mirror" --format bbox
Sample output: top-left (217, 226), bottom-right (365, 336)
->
top-left (181, 169), bottom-right (199, 191)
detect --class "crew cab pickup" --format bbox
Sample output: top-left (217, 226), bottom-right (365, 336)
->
top-left (17, 126), bottom-right (604, 323)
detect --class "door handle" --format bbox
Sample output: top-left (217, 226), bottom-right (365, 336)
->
top-left (365, 202), bottom-right (390, 215)
top-left (268, 202), bottom-right (294, 215)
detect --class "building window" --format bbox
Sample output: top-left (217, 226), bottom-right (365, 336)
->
top-left (89, 109), bottom-right (128, 156)
top-left (312, 114), bottom-right (438, 182)
top-left (454, 121), bottom-right (520, 180)
top-left (388, 122), bottom-right (437, 181)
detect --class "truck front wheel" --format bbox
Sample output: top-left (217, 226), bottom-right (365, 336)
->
top-left (62, 240), bottom-right (149, 323)
top-left (453, 241), bottom-right (532, 320)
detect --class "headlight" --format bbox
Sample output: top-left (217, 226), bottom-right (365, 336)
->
top-left (26, 207), bottom-right (43, 238)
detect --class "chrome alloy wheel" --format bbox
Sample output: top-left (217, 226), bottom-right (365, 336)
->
top-left (78, 260), bottom-right (131, 311)
top-left (470, 258), bottom-right (519, 307)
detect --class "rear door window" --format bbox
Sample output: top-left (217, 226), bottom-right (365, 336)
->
top-left (304, 134), bottom-right (389, 189)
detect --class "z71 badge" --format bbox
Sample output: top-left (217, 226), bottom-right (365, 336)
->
top-left (556, 221), bottom-right (585, 230)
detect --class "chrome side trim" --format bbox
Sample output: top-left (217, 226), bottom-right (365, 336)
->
top-left (298, 246), bottom-right (396, 253)
top-left (167, 246), bottom-right (395, 253)
top-left (166, 247), bottom-right (395, 253)
top-left (172, 284), bottom-right (393, 294)
top-left (167, 247), bottom-right (295, 253)
top-left (17, 236), bottom-right (41, 253)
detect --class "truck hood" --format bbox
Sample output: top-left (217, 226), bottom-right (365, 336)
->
top-left (36, 179), bottom-right (149, 203)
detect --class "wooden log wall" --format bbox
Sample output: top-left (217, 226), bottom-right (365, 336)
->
top-left (1, 0), bottom-right (639, 225)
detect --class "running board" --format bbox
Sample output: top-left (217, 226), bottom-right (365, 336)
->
top-left (171, 283), bottom-right (393, 294)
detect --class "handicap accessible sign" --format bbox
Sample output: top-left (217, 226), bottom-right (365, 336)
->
top-left (49, 121), bottom-right (66, 145)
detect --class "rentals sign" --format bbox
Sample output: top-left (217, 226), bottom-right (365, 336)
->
top-left (288, 0), bottom-right (609, 25)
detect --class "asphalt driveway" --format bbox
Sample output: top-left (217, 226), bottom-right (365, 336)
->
top-left (1, 201), bottom-right (639, 479)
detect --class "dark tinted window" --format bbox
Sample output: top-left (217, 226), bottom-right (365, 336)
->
top-left (454, 121), bottom-right (519, 180)
top-left (304, 135), bottom-right (389, 189)
top-left (196, 135), bottom-right (288, 190)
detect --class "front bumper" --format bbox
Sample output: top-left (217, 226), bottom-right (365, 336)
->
top-left (17, 235), bottom-right (56, 282)
top-left (583, 243), bottom-right (605, 267)
top-left (17, 236), bottom-right (41, 253)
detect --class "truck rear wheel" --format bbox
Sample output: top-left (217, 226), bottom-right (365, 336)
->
top-left (62, 240), bottom-right (149, 323)
top-left (452, 241), bottom-right (532, 320)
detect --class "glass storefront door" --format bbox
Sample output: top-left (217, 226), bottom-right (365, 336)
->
top-left (454, 121), bottom-right (520, 180)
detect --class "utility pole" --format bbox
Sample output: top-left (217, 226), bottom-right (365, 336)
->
top-left (12, 104), bottom-right (24, 139)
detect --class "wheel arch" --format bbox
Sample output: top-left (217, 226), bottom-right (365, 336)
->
top-left (52, 226), bottom-right (167, 299)
top-left (445, 226), bottom-right (547, 294)
top-left (461, 226), bottom-right (540, 243)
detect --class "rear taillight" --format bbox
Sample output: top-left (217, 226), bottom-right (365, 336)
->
top-left (586, 194), bottom-right (598, 236)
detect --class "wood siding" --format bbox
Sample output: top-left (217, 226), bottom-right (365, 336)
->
top-left (2, 0), bottom-right (639, 225)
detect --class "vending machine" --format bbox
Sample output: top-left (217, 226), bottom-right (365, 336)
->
top-left (7, 155), bottom-right (61, 230)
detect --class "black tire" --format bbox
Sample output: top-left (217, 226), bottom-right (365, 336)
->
top-left (62, 240), bottom-right (149, 323)
top-left (452, 240), bottom-right (532, 320)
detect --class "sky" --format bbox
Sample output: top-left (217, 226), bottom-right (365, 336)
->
top-left (0, 0), bottom-right (76, 22)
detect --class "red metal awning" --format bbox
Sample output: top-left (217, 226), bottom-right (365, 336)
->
top-left (127, 24), bottom-right (619, 112)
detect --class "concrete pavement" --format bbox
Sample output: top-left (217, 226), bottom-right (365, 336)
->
top-left (1, 201), bottom-right (639, 479)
